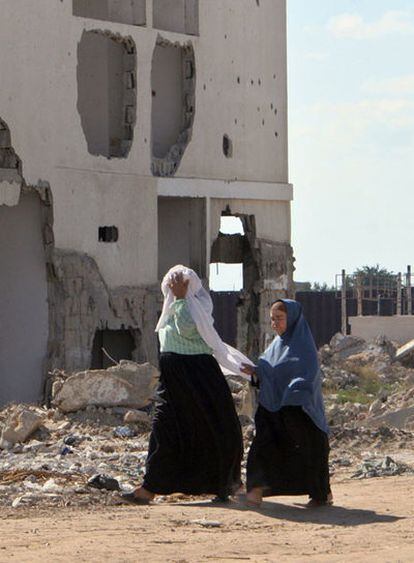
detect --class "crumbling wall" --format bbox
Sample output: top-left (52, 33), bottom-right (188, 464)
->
top-left (151, 37), bottom-right (196, 177)
top-left (211, 213), bottom-right (294, 360)
top-left (0, 118), bottom-right (53, 406)
top-left (46, 249), bottom-right (160, 395)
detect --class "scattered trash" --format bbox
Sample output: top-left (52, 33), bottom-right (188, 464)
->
top-left (351, 456), bottom-right (413, 479)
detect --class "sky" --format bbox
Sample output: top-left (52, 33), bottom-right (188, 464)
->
top-left (288, 0), bottom-right (414, 286)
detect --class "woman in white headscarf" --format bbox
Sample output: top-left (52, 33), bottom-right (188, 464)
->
top-left (122, 265), bottom-right (254, 504)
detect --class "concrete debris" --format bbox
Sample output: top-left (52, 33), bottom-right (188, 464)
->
top-left (351, 456), bottom-right (413, 479)
top-left (52, 361), bottom-right (159, 413)
top-left (395, 338), bottom-right (414, 364)
top-left (123, 410), bottom-right (150, 424)
top-left (0, 408), bottom-right (44, 449)
top-left (328, 333), bottom-right (366, 358)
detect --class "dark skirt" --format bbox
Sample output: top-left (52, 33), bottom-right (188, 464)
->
top-left (142, 352), bottom-right (243, 497)
top-left (246, 405), bottom-right (331, 501)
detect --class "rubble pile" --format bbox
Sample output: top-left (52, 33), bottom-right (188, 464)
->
top-left (321, 333), bottom-right (414, 435)
top-left (0, 341), bottom-right (413, 510)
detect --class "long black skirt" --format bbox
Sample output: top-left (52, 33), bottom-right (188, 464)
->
top-left (246, 405), bottom-right (331, 501)
top-left (142, 352), bottom-right (243, 497)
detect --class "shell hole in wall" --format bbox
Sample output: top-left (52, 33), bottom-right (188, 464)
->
top-left (209, 263), bottom-right (243, 291)
top-left (98, 226), bottom-right (119, 242)
top-left (73, 0), bottom-right (146, 25)
top-left (210, 216), bottom-right (244, 292)
top-left (222, 134), bottom-right (233, 158)
top-left (77, 30), bottom-right (136, 158)
top-left (151, 40), bottom-right (196, 177)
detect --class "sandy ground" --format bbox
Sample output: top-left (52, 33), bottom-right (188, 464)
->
top-left (0, 475), bottom-right (413, 563)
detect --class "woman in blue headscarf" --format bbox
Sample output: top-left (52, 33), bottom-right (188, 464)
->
top-left (241, 299), bottom-right (332, 508)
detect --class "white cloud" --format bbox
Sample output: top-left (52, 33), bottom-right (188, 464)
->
top-left (327, 11), bottom-right (414, 39)
top-left (362, 75), bottom-right (414, 96)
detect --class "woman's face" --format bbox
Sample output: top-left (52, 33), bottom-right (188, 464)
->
top-left (270, 305), bottom-right (288, 336)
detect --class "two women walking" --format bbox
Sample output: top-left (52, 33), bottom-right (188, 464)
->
top-left (123, 265), bottom-right (331, 508)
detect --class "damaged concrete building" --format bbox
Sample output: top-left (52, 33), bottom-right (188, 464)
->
top-left (0, 0), bottom-right (293, 406)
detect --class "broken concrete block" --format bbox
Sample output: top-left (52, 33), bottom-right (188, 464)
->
top-left (368, 399), bottom-right (383, 416)
top-left (395, 339), bottom-right (414, 363)
top-left (123, 409), bottom-right (150, 424)
top-left (0, 408), bottom-right (44, 448)
top-left (329, 333), bottom-right (366, 359)
top-left (52, 360), bottom-right (159, 413)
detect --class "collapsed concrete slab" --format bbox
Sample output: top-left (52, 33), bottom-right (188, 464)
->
top-left (52, 360), bottom-right (159, 413)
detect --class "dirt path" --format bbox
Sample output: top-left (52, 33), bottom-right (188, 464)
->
top-left (1, 476), bottom-right (413, 563)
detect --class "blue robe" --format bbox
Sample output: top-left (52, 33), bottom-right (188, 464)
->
top-left (256, 299), bottom-right (328, 434)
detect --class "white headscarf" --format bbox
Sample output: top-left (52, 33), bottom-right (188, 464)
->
top-left (156, 265), bottom-right (254, 378)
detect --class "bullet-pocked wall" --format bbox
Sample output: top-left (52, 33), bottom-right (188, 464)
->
top-left (0, 0), bottom-right (291, 399)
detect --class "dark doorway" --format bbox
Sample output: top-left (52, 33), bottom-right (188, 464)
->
top-left (90, 329), bottom-right (136, 369)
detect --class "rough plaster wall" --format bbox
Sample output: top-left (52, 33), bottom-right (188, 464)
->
top-left (0, 192), bottom-right (49, 406)
top-left (47, 249), bottom-right (160, 381)
top-left (50, 170), bottom-right (158, 288)
top-left (158, 197), bottom-right (206, 278)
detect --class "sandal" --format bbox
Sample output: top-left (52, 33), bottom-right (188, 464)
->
top-left (120, 491), bottom-right (152, 505)
top-left (306, 496), bottom-right (333, 508)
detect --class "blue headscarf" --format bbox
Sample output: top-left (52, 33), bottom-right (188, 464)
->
top-left (256, 299), bottom-right (328, 434)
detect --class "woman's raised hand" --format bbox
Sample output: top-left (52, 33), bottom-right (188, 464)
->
top-left (168, 272), bottom-right (190, 299)
top-left (240, 363), bottom-right (256, 376)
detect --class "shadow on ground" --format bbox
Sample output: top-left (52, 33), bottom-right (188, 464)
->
top-left (171, 498), bottom-right (404, 527)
